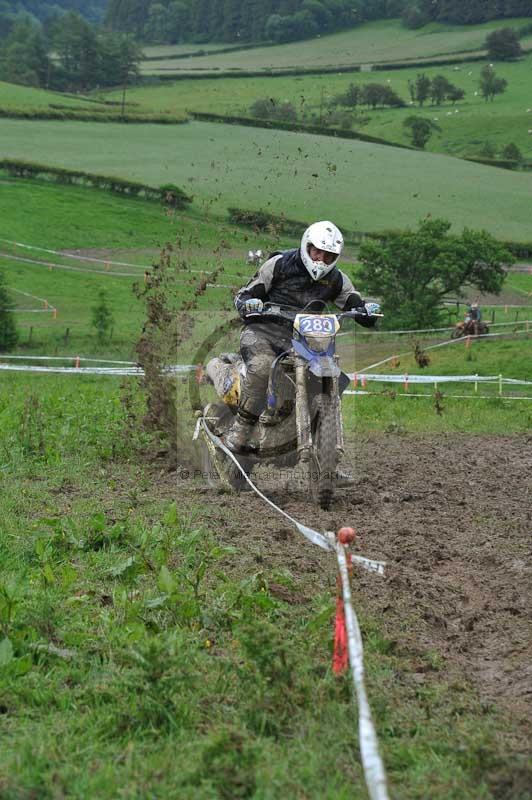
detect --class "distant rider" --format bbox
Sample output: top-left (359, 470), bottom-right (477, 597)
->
top-left (224, 220), bottom-right (379, 453)
top-left (466, 303), bottom-right (481, 334)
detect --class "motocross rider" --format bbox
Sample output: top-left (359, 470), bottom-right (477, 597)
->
top-left (224, 220), bottom-right (379, 453)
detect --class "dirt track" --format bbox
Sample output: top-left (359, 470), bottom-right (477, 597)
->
top-left (180, 432), bottom-right (531, 738)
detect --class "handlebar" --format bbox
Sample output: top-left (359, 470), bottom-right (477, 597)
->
top-left (246, 302), bottom-right (382, 323)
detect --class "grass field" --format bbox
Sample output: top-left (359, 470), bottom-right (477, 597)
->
top-left (2, 21), bottom-right (532, 799)
top-left (138, 18), bottom-right (532, 73)
top-left (0, 178), bottom-right (279, 357)
top-left (1, 371), bottom-right (529, 799)
top-left (104, 53), bottom-right (532, 159)
top-left (0, 82), bottom-right (101, 111)
top-left (1, 178), bottom-right (531, 798)
top-left (2, 119), bottom-right (532, 242)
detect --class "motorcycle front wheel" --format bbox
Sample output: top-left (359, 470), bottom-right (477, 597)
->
top-left (309, 394), bottom-right (337, 510)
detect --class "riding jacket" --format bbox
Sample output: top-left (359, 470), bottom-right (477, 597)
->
top-left (234, 248), bottom-right (375, 327)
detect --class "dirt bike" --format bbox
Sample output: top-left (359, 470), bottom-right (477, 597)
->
top-left (197, 302), bottom-right (379, 510)
top-left (451, 316), bottom-right (489, 338)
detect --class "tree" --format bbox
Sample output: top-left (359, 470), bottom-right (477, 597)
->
top-left (0, 271), bottom-right (18, 351)
top-left (479, 64), bottom-right (508, 102)
top-left (358, 218), bottom-right (513, 329)
top-left (446, 85), bottom-right (465, 104)
top-left (413, 72), bottom-right (431, 106)
top-left (403, 115), bottom-right (440, 149)
top-left (143, 3), bottom-right (169, 43)
top-left (502, 142), bottom-right (523, 162)
top-left (335, 82), bottom-right (361, 108)
top-left (0, 19), bottom-right (50, 87)
top-left (485, 27), bottom-right (522, 60)
top-left (53, 11), bottom-right (99, 90)
top-left (91, 290), bottom-right (114, 343)
top-left (401, 4), bottom-right (427, 28)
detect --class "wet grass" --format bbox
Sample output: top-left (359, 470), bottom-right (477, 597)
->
top-left (1, 372), bottom-right (530, 799)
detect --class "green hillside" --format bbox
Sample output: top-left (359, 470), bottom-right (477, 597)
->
top-left (139, 18), bottom-right (532, 74)
top-left (103, 53), bottom-right (532, 159)
top-left (2, 118), bottom-right (531, 241)
top-left (0, 82), bottom-right (99, 111)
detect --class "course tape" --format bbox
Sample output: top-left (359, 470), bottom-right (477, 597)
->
top-left (0, 239), bottom-right (246, 279)
top-left (348, 372), bottom-right (532, 385)
top-left (336, 543), bottom-right (390, 800)
top-left (354, 319), bottom-right (532, 335)
top-left (361, 330), bottom-right (531, 372)
top-left (195, 416), bottom-right (388, 797)
top-left (9, 287), bottom-right (56, 314)
top-left (345, 391), bottom-right (532, 401)
top-left (0, 252), bottom-right (236, 288)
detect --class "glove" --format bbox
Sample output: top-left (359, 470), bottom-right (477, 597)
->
top-left (364, 302), bottom-right (381, 315)
top-left (243, 298), bottom-right (264, 315)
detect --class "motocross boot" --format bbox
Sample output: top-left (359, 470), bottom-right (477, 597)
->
top-left (224, 411), bottom-right (258, 454)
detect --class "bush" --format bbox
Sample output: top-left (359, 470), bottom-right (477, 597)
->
top-left (501, 142), bottom-right (523, 163)
top-left (249, 97), bottom-right (297, 122)
top-left (0, 271), bottom-right (18, 352)
top-left (159, 183), bottom-right (193, 208)
top-left (227, 207), bottom-right (303, 235)
top-left (485, 28), bottom-right (522, 60)
top-left (402, 5), bottom-right (428, 29)
top-left (91, 290), bottom-right (114, 344)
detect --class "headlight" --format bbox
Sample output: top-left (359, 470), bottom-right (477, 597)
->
top-left (304, 334), bottom-right (334, 353)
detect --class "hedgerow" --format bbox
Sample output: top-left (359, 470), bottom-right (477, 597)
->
top-left (189, 111), bottom-right (412, 149)
top-left (0, 109), bottom-right (187, 124)
top-left (0, 159), bottom-right (191, 207)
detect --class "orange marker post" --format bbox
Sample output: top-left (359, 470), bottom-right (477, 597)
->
top-left (403, 373), bottom-right (409, 392)
top-left (75, 356), bottom-right (80, 369)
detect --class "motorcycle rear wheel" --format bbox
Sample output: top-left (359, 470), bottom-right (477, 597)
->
top-left (309, 394), bottom-right (337, 510)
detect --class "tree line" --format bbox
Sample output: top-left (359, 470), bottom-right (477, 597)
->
top-left (104, 0), bottom-right (410, 44)
top-left (405, 0), bottom-right (531, 26)
top-left (0, 10), bottom-right (141, 92)
top-left (0, 0), bottom-right (107, 25)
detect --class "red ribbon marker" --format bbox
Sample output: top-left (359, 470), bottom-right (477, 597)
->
top-left (333, 527), bottom-right (356, 675)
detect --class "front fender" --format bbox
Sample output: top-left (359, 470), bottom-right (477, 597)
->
top-left (309, 356), bottom-right (341, 378)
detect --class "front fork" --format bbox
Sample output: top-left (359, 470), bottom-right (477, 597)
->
top-left (295, 358), bottom-right (311, 461)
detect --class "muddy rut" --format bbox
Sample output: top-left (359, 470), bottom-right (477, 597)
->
top-left (178, 432), bottom-right (531, 737)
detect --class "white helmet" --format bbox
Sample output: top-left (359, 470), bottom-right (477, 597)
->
top-left (300, 220), bottom-right (344, 281)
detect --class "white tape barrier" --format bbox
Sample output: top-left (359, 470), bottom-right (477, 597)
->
top-left (345, 390), bottom-right (532, 401)
top-left (353, 320), bottom-right (531, 336)
top-left (0, 361), bottom-right (195, 376)
top-left (0, 355), bottom-right (136, 364)
top-left (361, 330), bottom-right (531, 372)
top-left (9, 287), bottom-right (56, 314)
top-left (0, 251), bottom-right (139, 277)
top-left (336, 543), bottom-right (390, 800)
top-left (0, 239), bottom-right (246, 279)
top-left (194, 417), bottom-right (387, 798)
top-left (0, 252), bottom-right (236, 289)
top-left (347, 372), bottom-right (532, 386)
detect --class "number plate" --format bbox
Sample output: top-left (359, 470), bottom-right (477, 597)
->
top-left (294, 314), bottom-right (340, 336)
